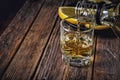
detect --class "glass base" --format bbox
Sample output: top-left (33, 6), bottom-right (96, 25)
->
top-left (62, 54), bottom-right (92, 67)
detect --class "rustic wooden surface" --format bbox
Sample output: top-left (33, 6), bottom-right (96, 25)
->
top-left (0, 0), bottom-right (120, 80)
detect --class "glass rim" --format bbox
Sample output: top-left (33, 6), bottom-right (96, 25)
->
top-left (60, 17), bottom-right (94, 33)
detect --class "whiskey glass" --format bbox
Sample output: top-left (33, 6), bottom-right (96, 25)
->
top-left (60, 16), bottom-right (95, 67)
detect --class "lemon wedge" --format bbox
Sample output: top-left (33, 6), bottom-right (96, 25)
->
top-left (58, 7), bottom-right (109, 30)
top-left (58, 7), bottom-right (77, 24)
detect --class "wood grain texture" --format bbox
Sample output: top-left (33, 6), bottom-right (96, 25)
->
top-left (93, 29), bottom-right (120, 80)
top-left (32, 19), bottom-right (64, 80)
top-left (0, 0), bottom-right (45, 78)
top-left (1, 0), bottom-right (64, 80)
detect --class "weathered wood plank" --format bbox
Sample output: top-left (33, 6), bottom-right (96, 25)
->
top-left (33, 0), bottom-right (95, 79)
top-left (0, 0), bottom-right (45, 78)
top-left (32, 18), bottom-right (64, 80)
top-left (1, 0), bottom-right (64, 80)
top-left (93, 29), bottom-right (120, 80)
top-left (32, 19), bottom-right (69, 80)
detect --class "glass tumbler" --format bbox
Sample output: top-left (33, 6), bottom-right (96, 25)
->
top-left (60, 17), bottom-right (95, 67)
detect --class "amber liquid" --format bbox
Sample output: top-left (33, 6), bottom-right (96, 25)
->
top-left (60, 32), bottom-right (93, 59)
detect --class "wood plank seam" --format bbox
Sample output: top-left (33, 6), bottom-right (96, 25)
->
top-left (1, 0), bottom-right (64, 78)
top-left (0, 0), bottom-right (46, 79)
top-left (1, 0), bottom-right (46, 79)
top-left (32, 0), bottom-right (66, 79)
top-left (91, 37), bottom-right (98, 80)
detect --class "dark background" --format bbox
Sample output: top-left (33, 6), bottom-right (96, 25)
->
top-left (0, 0), bottom-right (26, 34)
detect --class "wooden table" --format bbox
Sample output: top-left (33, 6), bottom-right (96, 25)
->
top-left (0, 0), bottom-right (120, 80)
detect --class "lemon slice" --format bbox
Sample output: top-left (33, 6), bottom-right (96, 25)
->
top-left (58, 7), bottom-right (77, 24)
top-left (58, 6), bottom-right (109, 30)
